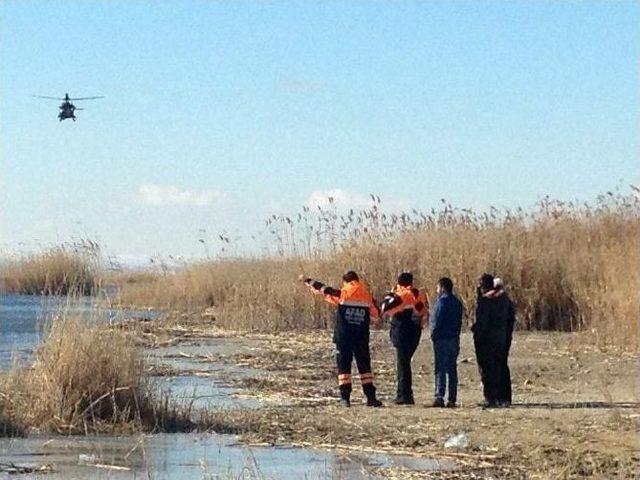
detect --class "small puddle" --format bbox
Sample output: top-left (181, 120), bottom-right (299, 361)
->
top-left (151, 375), bottom-right (261, 410)
top-left (0, 433), bottom-right (455, 479)
top-left (147, 337), bottom-right (266, 410)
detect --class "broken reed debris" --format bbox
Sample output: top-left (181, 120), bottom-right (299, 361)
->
top-left (0, 240), bottom-right (101, 295)
top-left (117, 189), bottom-right (639, 350)
top-left (0, 314), bottom-right (192, 436)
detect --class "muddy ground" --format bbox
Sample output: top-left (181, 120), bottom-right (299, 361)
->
top-left (137, 316), bottom-right (640, 479)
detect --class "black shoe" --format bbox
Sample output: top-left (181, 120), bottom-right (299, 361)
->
top-left (432, 398), bottom-right (445, 408)
top-left (366, 398), bottom-right (383, 407)
top-left (339, 398), bottom-right (351, 408)
top-left (394, 398), bottom-right (415, 405)
top-left (497, 401), bottom-right (511, 408)
top-left (479, 400), bottom-right (497, 409)
top-left (446, 401), bottom-right (457, 408)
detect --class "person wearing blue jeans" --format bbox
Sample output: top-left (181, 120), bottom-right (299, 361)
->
top-left (430, 277), bottom-right (463, 408)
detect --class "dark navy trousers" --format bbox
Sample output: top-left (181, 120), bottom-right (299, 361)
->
top-left (433, 338), bottom-right (460, 403)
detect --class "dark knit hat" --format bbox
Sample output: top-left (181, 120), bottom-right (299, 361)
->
top-left (397, 272), bottom-right (414, 287)
top-left (480, 273), bottom-right (495, 291)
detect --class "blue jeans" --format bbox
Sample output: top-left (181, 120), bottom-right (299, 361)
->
top-left (433, 338), bottom-right (460, 403)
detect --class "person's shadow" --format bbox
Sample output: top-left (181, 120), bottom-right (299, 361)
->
top-left (511, 401), bottom-right (640, 409)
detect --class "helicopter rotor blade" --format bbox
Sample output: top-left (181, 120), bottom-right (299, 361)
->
top-left (33, 95), bottom-right (65, 100)
top-left (69, 96), bottom-right (104, 101)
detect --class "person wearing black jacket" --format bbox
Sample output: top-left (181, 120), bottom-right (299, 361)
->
top-left (493, 277), bottom-right (515, 405)
top-left (472, 273), bottom-right (515, 408)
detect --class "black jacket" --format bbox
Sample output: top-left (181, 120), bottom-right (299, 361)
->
top-left (473, 289), bottom-right (515, 344)
top-left (381, 286), bottom-right (426, 349)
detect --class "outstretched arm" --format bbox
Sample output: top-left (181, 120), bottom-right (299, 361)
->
top-left (299, 275), bottom-right (341, 304)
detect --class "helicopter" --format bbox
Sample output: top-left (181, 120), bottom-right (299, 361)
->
top-left (33, 93), bottom-right (104, 121)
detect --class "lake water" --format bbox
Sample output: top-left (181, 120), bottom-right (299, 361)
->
top-left (0, 432), bottom-right (454, 479)
top-left (0, 294), bottom-right (456, 478)
top-left (0, 294), bottom-right (156, 368)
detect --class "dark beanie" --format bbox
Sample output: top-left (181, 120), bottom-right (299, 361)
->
top-left (397, 272), bottom-right (413, 287)
top-left (480, 273), bottom-right (495, 290)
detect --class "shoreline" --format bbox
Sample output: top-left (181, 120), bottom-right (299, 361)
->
top-left (2, 307), bottom-right (638, 478)
top-left (124, 314), bottom-right (640, 478)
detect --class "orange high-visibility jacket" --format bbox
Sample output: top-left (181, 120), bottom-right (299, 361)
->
top-left (305, 278), bottom-right (380, 316)
top-left (381, 285), bottom-right (429, 329)
top-left (303, 278), bottom-right (380, 333)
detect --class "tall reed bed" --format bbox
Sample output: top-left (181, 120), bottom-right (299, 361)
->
top-left (0, 314), bottom-right (190, 435)
top-left (0, 240), bottom-right (101, 295)
top-left (117, 189), bottom-right (639, 350)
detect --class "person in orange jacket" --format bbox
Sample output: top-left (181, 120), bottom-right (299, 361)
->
top-left (381, 272), bottom-right (429, 405)
top-left (300, 271), bottom-right (383, 408)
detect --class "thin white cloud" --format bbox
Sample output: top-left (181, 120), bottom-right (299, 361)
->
top-left (306, 188), bottom-right (410, 212)
top-left (138, 184), bottom-right (222, 207)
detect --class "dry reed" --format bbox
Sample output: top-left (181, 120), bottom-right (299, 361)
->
top-left (0, 314), bottom-right (191, 435)
top-left (117, 188), bottom-right (640, 350)
top-left (0, 240), bottom-right (101, 295)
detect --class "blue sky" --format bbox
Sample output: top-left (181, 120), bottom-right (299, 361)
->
top-left (2, 1), bottom-right (638, 262)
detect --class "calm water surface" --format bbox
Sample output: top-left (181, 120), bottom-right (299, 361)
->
top-left (0, 432), bottom-right (455, 479)
top-left (0, 294), bottom-right (156, 368)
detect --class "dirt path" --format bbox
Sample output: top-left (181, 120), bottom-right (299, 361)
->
top-left (141, 319), bottom-right (640, 479)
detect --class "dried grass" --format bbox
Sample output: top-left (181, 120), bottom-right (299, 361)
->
top-left (117, 189), bottom-right (639, 350)
top-left (0, 240), bottom-right (101, 295)
top-left (0, 315), bottom-right (191, 435)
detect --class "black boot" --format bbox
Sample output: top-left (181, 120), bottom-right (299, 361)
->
top-left (339, 384), bottom-right (352, 408)
top-left (363, 383), bottom-right (383, 407)
top-left (479, 399), bottom-right (497, 409)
